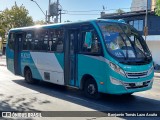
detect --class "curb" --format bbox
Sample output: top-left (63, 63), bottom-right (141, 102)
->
top-left (0, 64), bottom-right (6, 66)
top-left (154, 76), bottom-right (160, 78)
top-left (0, 57), bottom-right (6, 59)
top-left (0, 55), bottom-right (6, 59)
top-left (154, 73), bottom-right (160, 78)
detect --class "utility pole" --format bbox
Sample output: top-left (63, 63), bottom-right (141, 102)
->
top-left (59, 9), bottom-right (62, 23)
top-left (46, 10), bottom-right (48, 23)
top-left (144, 0), bottom-right (148, 41)
top-left (48, 0), bottom-right (64, 23)
top-left (56, 0), bottom-right (59, 23)
top-left (48, 0), bottom-right (51, 23)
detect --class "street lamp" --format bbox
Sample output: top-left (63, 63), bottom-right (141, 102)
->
top-left (30, 0), bottom-right (47, 23)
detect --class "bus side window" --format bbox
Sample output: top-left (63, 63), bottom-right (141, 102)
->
top-left (49, 29), bottom-right (64, 52)
top-left (34, 30), bottom-right (48, 51)
top-left (91, 31), bottom-right (100, 53)
top-left (8, 33), bottom-right (15, 50)
top-left (43, 31), bottom-right (49, 51)
top-left (48, 30), bottom-right (55, 51)
top-left (81, 30), bottom-right (101, 54)
top-left (34, 33), bottom-right (39, 50)
top-left (23, 32), bottom-right (34, 50)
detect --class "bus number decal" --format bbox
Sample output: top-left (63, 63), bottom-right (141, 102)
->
top-left (21, 53), bottom-right (31, 59)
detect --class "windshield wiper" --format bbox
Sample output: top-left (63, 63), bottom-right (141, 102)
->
top-left (119, 59), bottom-right (150, 65)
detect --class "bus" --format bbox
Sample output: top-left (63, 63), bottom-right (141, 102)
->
top-left (6, 19), bottom-right (154, 98)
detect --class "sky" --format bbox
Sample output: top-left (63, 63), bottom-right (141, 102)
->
top-left (0, 0), bottom-right (132, 23)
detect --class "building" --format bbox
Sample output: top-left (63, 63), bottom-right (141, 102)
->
top-left (131, 0), bottom-right (156, 11)
top-left (100, 10), bottom-right (160, 66)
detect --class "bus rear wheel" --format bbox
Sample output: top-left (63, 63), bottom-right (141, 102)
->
top-left (24, 68), bottom-right (39, 84)
top-left (84, 79), bottom-right (100, 99)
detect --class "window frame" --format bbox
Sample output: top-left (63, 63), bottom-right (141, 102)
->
top-left (78, 24), bottom-right (103, 56)
top-left (47, 28), bottom-right (64, 53)
top-left (8, 32), bottom-right (15, 51)
top-left (22, 30), bottom-right (34, 51)
top-left (33, 29), bottom-right (49, 52)
top-left (21, 28), bottom-right (64, 53)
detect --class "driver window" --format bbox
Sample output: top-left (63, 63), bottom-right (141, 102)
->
top-left (81, 30), bottom-right (101, 54)
top-left (135, 38), bottom-right (143, 51)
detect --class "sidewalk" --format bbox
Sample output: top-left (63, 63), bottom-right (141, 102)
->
top-left (0, 55), bottom-right (6, 66)
top-left (154, 72), bottom-right (160, 78)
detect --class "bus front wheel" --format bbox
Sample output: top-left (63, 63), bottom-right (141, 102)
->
top-left (24, 68), bottom-right (39, 84)
top-left (84, 79), bottom-right (100, 99)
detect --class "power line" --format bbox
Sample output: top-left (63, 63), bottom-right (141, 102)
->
top-left (61, 4), bottom-right (157, 16)
top-left (67, 8), bottom-right (130, 13)
top-left (66, 13), bottom-right (100, 15)
top-left (63, 5), bottom-right (157, 13)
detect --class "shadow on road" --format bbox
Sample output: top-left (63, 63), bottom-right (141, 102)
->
top-left (0, 94), bottom-right (34, 120)
top-left (1, 78), bottom-right (158, 119)
top-left (0, 94), bottom-right (15, 111)
top-left (11, 79), bottom-right (160, 111)
top-left (0, 93), bottom-right (41, 111)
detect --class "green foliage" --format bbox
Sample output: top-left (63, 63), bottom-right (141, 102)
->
top-left (0, 2), bottom-right (34, 39)
top-left (34, 20), bottom-right (46, 25)
top-left (115, 9), bottom-right (125, 14)
top-left (155, 0), bottom-right (160, 16)
top-left (0, 13), bottom-right (6, 39)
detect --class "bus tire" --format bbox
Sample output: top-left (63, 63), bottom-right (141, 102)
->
top-left (84, 79), bottom-right (100, 99)
top-left (24, 68), bottom-right (39, 84)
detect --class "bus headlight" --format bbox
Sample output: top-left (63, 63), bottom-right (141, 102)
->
top-left (148, 65), bottom-right (154, 75)
top-left (109, 62), bottom-right (126, 77)
top-left (110, 76), bottom-right (123, 85)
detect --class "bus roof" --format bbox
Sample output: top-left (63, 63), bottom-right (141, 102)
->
top-left (9, 19), bottom-right (126, 32)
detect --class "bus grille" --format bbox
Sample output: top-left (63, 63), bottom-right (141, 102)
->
top-left (123, 80), bottom-right (151, 89)
top-left (125, 71), bottom-right (148, 79)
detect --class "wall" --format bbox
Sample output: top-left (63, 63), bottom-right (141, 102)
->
top-left (146, 41), bottom-right (160, 65)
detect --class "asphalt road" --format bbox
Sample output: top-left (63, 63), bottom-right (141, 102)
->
top-left (0, 64), bottom-right (160, 120)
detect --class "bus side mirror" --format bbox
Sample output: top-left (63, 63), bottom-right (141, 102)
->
top-left (84, 32), bottom-right (92, 49)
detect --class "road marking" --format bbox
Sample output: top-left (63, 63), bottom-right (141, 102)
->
top-left (50, 90), bottom-right (112, 110)
top-left (66, 95), bottom-right (112, 110)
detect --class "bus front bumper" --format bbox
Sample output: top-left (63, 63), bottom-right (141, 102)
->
top-left (107, 76), bottom-right (153, 94)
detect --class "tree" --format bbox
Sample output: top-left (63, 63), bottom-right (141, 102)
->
top-left (155, 0), bottom-right (160, 16)
top-left (0, 13), bottom-right (6, 39)
top-left (115, 9), bottom-right (125, 14)
top-left (34, 20), bottom-right (46, 25)
top-left (0, 2), bottom-right (34, 39)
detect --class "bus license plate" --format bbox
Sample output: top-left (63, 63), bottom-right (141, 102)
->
top-left (135, 82), bottom-right (143, 86)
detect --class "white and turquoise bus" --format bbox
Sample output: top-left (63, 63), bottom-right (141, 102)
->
top-left (6, 19), bottom-right (154, 98)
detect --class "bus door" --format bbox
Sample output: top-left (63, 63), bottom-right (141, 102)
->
top-left (65, 29), bottom-right (79, 87)
top-left (14, 33), bottom-right (24, 75)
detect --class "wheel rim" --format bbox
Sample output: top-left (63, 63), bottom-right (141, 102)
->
top-left (87, 84), bottom-right (96, 95)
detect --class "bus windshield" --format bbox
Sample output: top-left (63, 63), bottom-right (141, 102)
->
top-left (98, 22), bottom-right (152, 64)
